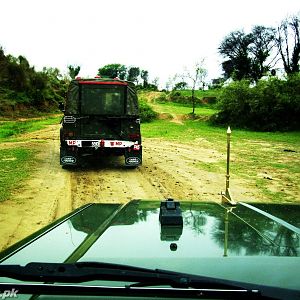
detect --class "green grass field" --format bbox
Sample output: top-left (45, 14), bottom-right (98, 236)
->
top-left (174, 89), bottom-right (221, 98)
top-left (151, 101), bottom-right (217, 116)
top-left (0, 115), bottom-right (61, 141)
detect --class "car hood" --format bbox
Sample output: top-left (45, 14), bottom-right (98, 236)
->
top-left (1, 200), bottom-right (300, 290)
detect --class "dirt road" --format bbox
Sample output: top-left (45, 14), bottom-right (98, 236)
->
top-left (0, 124), bottom-right (263, 251)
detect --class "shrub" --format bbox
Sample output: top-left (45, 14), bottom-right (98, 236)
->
top-left (212, 76), bottom-right (300, 131)
top-left (139, 100), bottom-right (158, 122)
top-left (154, 93), bottom-right (168, 103)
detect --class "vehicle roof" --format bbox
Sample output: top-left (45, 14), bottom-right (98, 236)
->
top-left (74, 77), bottom-right (130, 86)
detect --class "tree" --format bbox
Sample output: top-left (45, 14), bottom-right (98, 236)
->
top-left (98, 64), bottom-right (127, 79)
top-left (68, 65), bottom-right (80, 79)
top-left (152, 77), bottom-right (160, 89)
top-left (249, 26), bottom-right (277, 81)
top-left (0, 47), bottom-right (9, 86)
top-left (127, 66), bottom-right (140, 83)
top-left (275, 14), bottom-right (300, 75)
top-left (219, 30), bottom-right (253, 81)
top-left (210, 77), bottom-right (225, 89)
top-left (140, 70), bottom-right (149, 87)
top-left (173, 81), bottom-right (188, 90)
top-left (183, 60), bottom-right (207, 115)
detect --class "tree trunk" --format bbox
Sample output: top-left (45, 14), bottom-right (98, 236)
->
top-left (192, 88), bottom-right (195, 115)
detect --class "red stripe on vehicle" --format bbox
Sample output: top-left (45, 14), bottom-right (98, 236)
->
top-left (78, 81), bottom-right (128, 85)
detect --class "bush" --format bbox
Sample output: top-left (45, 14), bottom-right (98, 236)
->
top-left (154, 93), bottom-right (168, 103)
top-left (211, 76), bottom-right (300, 131)
top-left (139, 100), bottom-right (158, 122)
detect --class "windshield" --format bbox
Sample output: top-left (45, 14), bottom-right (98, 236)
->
top-left (80, 85), bottom-right (125, 115)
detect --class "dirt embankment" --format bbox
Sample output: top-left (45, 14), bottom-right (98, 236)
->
top-left (0, 124), bottom-right (265, 251)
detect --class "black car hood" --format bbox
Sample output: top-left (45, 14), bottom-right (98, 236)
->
top-left (0, 200), bottom-right (300, 292)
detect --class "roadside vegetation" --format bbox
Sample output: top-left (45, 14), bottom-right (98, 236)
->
top-left (0, 115), bottom-right (61, 141)
top-left (0, 148), bottom-right (36, 201)
top-left (0, 116), bottom-right (61, 202)
top-left (138, 100), bottom-right (158, 123)
top-left (212, 75), bottom-right (300, 131)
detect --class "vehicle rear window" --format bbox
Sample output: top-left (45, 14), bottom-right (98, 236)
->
top-left (80, 85), bottom-right (125, 115)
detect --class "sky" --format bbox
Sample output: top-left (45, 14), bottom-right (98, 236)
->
top-left (0, 0), bottom-right (299, 88)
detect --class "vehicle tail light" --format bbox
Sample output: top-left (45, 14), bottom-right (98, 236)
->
top-left (129, 133), bottom-right (140, 140)
top-left (100, 139), bottom-right (105, 147)
top-left (63, 131), bottom-right (75, 139)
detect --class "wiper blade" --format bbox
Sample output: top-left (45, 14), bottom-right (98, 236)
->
top-left (0, 262), bottom-right (251, 289)
top-left (1, 262), bottom-right (298, 299)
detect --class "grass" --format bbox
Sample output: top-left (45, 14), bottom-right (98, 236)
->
top-left (0, 148), bottom-right (36, 201)
top-left (0, 115), bottom-right (61, 141)
top-left (0, 115), bottom-right (60, 202)
top-left (176, 89), bottom-right (221, 98)
top-left (142, 101), bottom-right (300, 203)
top-left (153, 101), bottom-right (217, 116)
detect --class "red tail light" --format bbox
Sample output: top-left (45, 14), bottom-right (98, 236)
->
top-left (129, 133), bottom-right (140, 140)
top-left (63, 130), bottom-right (75, 139)
top-left (100, 139), bottom-right (105, 147)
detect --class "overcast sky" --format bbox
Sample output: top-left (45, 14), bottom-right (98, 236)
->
top-left (0, 0), bottom-right (299, 87)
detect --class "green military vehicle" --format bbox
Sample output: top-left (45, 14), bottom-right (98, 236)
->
top-left (59, 77), bottom-right (142, 167)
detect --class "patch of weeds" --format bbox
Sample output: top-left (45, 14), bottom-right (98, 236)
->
top-left (193, 161), bottom-right (224, 173)
top-left (0, 116), bottom-right (61, 141)
top-left (0, 148), bottom-right (36, 201)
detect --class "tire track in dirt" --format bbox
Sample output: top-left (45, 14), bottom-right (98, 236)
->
top-left (141, 139), bottom-right (260, 202)
top-left (69, 158), bottom-right (165, 209)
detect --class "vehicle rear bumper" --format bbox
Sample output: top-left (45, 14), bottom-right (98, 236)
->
top-left (60, 140), bottom-right (142, 167)
top-left (65, 139), bottom-right (138, 149)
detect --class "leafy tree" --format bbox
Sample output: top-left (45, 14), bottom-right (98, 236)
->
top-left (173, 81), bottom-right (188, 90)
top-left (68, 65), bottom-right (80, 79)
top-left (140, 70), bottom-right (149, 87)
top-left (127, 66), bottom-right (140, 83)
top-left (275, 14), bottom-right (300, 75)
top-left (0, 47), bottom-right (67, 112)
top-left (249, 26), bottom-right (277, 81)
top-left (98, 64), bottom-right (127, 79)
top-left (0, 47), bottom-right (9, 86)
top-left (6, 55), bottom-right (31, 92)
top-left (219, 30), bottom-right (253, 81)
top-left (210, 77), bottom-right (225, 89)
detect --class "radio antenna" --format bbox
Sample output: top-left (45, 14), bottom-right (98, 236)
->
top-left (221, 126), bottom-right (236, 205)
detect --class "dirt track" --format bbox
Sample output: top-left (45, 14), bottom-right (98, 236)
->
top-left (0, 124), bottom-right (264, 251)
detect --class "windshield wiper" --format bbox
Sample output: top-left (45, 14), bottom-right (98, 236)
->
top-left (0, 262), bottom-right (254, 289)
top-left (0, 262), bottom-right (297, 299)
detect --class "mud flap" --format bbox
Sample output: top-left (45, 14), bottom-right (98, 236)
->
top-left (125, 146), bottom-right (142, 167)
top-left (60, 147), bottom-right (78, 166)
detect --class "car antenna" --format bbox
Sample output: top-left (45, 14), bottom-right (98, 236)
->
top-left (221, 126), bottom-right (236, 206)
